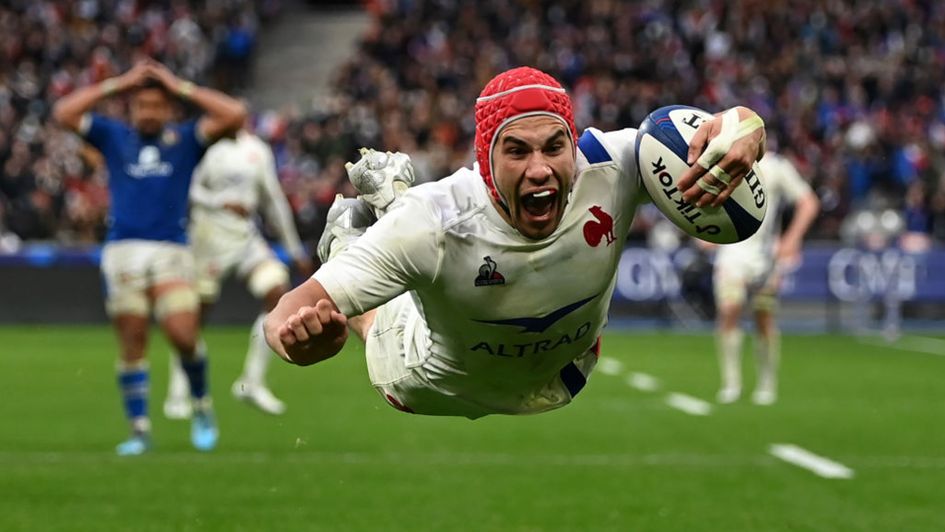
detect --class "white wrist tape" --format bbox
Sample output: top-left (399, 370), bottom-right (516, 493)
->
top-left (709, 165), bottom-right (733, 185)
top-left (695, 108), bottom-right (765, 170)
top-left (695, 177), bottom-right (723, 196)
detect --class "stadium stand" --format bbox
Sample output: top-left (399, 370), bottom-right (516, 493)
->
top-left (0, 0), bottom-right (266, 246)
top-left (2, 0), bottom-right (945, 248)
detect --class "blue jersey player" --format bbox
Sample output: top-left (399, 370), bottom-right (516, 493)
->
top-left (53, 60), bottom-right (246, 455)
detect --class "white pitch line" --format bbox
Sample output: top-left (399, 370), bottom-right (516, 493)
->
top-left (893, 336), bottom-right (945, 357)
top-left (2, 450), bottom-right (942, 470)
top-left (626, 372), bottom-right (661, 392)
top-left (0, 450), bottom-right (768, 468)
top-left (596, 357), bottom-right (624, 376)
top-left (769, 444), bottom-right (854, 479)
top-left (665, 392), bottom-right (712, 416)
top-left (858, 335), bottom-right (945, 357)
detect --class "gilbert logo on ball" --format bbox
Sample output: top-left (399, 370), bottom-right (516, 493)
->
top-left (635, 105), bottom-right (767, 244)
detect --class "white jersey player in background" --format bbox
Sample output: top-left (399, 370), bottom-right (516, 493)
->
top-left (713, 150), bottom-right (819, 405)
top-left (165, 126), bottom-right (313, 418)
top-left (263, 67), bottom-right (767, 418)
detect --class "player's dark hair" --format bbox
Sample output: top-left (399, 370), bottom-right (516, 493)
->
top-left (133, 78), bottom-right (172, 99)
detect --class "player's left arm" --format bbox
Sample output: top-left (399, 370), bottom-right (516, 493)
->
top-left (778, 190), bottom-right (819, 264)
top-left (256, 141), bottom-right (312, 275)
top-left (189, 159), bottom-right (227, 210)
top-left (677, 106), bottom-right (766, 208)
top-left (777, 160), bottom-right (820, 264)
top-left (144, 60), bottom-right (246, 142)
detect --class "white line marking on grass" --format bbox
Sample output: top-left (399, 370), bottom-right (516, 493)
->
top-left (858, 335), bottom-right (945, 357)
top-left (3, 450), bottom-right (941, 469)
top-left (893, 336), bottom-right (945, 356)
top-left (0, 450), bottom-right (769, 468)
top-left (850, 456), bottom-right (945, 469)
top-left (665, 393), bottom-right (712, 416)
top-left (626, 372), bottom-right (661, 392)
top-left (596, 357), bottom-right (624, 376)
top-left (769, 444), bottom-right (854, 479)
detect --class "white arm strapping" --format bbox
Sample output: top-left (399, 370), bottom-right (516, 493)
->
top-left (695, 109), bottom-right (765, 170)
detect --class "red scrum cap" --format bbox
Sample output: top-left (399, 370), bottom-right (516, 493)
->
top-left (474, 67), bottom-right (577, 208)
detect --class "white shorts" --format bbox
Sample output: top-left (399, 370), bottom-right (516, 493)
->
top-left (714, 253), bottom-right (778, 310)
top-left (190, 216), bottom-right (287, 301)
top-left (100, 240), bottom-right (196, 316)
top-left (365, 294), bottom-right (599, 419)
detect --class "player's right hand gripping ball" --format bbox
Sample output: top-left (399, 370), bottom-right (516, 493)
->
top-left (635, 105), bottom-right (767, 244)
top-left (346, 148), bottom-right (416, 211)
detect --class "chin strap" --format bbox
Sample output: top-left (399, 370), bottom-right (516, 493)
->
top-left (495, 194), bottom-right (511, 217)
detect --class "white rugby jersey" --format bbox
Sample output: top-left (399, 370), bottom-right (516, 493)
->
top-left (189, 131), bottom-right (305, 259)
top-left (716, 152), bottom-right (813, 264)
top-left (315, 128), bottom-right (645, 409)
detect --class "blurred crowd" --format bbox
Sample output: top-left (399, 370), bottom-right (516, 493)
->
top-left (0, 0), bottom-right (266, 248)
top-left (3, 0), bottom-right (945, 250)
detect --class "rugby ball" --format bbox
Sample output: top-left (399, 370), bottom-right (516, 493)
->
top-left (635, 105), bottom-right (767, 244)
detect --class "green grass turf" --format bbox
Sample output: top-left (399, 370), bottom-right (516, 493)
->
top-left (1, 325), bottom-right (943, 531)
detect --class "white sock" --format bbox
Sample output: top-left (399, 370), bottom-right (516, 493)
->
top-left (755, 330), bottom-right (780, 393)
top-left (167, 353), bottom-right (190, 400)
top-left (240, 314), bottom-right (271, 387)
top-left (132, 417), bottom-right (152, 434)
top-left (717, 329), bottom-right (744, 392)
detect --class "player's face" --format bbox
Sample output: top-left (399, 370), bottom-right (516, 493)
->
top-left (130, 88), bottom-right (171, 137)
top-left (492, 116), bottom-right (575, 240)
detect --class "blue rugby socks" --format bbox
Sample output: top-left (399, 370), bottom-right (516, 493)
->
top-left (117, 360), bottom-right (151, 435)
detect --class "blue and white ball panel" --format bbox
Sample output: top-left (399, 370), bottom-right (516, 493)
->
top-left (635, 105), bottom-right (767, 244)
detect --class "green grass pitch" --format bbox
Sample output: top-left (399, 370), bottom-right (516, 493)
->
top-left (1, 325), bottom-right (943, 531)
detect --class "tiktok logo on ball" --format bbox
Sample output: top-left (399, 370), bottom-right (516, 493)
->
top-left (583, 206), bottom-right (615, 247)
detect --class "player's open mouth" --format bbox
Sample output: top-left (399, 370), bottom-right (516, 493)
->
top-left (520, 188), bottom-right (558, 219)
